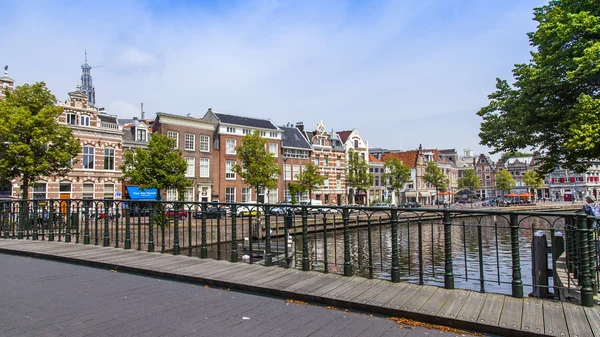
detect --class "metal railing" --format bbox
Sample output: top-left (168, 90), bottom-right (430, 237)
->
top-left (0, 199), bottom-right (597, 307)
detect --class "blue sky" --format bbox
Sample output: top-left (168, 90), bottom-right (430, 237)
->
top-left (0, 0), bottom-right (546, 157)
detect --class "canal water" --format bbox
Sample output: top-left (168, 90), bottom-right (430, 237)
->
top-left (292, 214), bottom-right (568, 296)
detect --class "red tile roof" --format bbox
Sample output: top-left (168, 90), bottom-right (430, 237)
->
top-left (368, 154), bottom-right (381, 163)
top-left (381, 151), bottom-right (419, 167)
top-left (336, 130), bottom-right (352, 144)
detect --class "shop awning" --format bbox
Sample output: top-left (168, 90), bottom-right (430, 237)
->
top-left (126, 186), bottom-right (158, 200)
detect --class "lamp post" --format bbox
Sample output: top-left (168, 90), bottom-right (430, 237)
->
top-left (283, 156), bottom-right (289, 202)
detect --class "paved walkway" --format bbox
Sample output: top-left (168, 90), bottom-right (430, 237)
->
top-left (0, 254), bottom-right (474, 337)
top-left (0, 240), bottom-right (598, 337)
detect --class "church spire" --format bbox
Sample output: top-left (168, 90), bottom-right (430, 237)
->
top-left (80, 49), bottom-right (96, 107)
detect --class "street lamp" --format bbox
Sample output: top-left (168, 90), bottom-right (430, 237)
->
top-left (283, 156), bottom-right (289, 202)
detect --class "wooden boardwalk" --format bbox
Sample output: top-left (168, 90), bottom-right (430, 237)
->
top-left (0, 240), bottom-right (598, 337)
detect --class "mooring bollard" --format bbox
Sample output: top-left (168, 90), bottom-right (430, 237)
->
top-left (531, 231), bottom-right (548, 298)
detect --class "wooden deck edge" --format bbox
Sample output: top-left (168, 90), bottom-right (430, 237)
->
top-left (0, 243), bottom-right (547, 337)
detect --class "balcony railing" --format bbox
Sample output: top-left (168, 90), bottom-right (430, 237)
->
top-left (0, 199), bottom-right (597, 306)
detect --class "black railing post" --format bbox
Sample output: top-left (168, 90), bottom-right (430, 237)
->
top-left (65, 200), bottom-right (72, 243)
top-left (302, 207), bottom-right (309, 271)
top-left (509, 213), bottom-right (523, 298)
top-left (48, 201), bottom-right (55, 242)
top-left (322, 213), bottom-right (328, 273)
top-left (124, 205), bottom-right (131, 249)
top-left (83, 203), bottom-right (90, 244)
top-left (148, 206), bottom-right (155, 252)
top-left (390, 209), bottom-right (400, 282)
top-left (284, 209), bottom-right (291, 268)
top-left (443, 209), bottom-right (454, 289)
top-left (201, 203), bottom-right (208, 258)
top-left (418, 220), bottom-right (424, 285)
top-left (578, 214), bottom-right (594, 307)
top-left (17, 200), bottom-right (24, 240)
top-left (343, 207), bottom-right (352, 277)
top-left (587, 217), bottom-right (597, 294)
top-left (32, 201), bottom-right (38, 241)
top-left (231, 205), bottom-right (238, 262)
top-left (173, 203), bottom-right (180, 256)
top-left (264, 205), bottom-right (273, 267)
top-left (103, 203), bottom-right (109, 247)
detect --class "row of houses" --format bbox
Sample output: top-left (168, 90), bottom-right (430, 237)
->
top-left (2, 62), bottom-right (599, 204)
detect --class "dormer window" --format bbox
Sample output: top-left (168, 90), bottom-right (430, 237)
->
top-left (66, 113), bottom-right (77, 125)
top-left (226, 127), bottom-right (236, 133)
top-left (137, 129), bottom-right (147, 141)
top-left (80, 115), bottom-right (90, 126)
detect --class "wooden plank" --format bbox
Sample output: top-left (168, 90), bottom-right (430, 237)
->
top-left (261, 271), bottom-right (315, 290)
top-left (498, 297), bottom-right (523, 330)
top-left (151, 259), bottom-right (202, 272)
top-left (438, 289), bottom-right (469, 319)
top-left (563, 302), bottom-right (594, 337)
top-left (521, 297), bottom-right (544, 335)
top-left (232, 267), bottom-right (284, 284)
top-left (310, 278), bottom-right (349, 297)
top-left (292, 274), bottom-right (343, 295)
top-left (402, 286), bottom-right (438, 312)
top-left (366, 282), bottom-right (408, 307)
top-left (284, 273), bottom-right (336, 292)
top-left (321, 277), bottom-right (368, 300)
top-left (476, 293), bottom-right (504, 326)
top-left (351, 282), bottom-right (394, 304)
top-left (584, 307), bottom-right (600, 337)
top-left (542, 300), bottom-right (569, 337)
top-left (330, 279), bottom-right (383, 302)
top-left (383, 283), bottom-right (421, 310)
top-left (419, 288), bottom-right (452, 316)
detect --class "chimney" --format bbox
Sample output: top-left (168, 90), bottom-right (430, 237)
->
top-left (141, 103), bottom-right (145, 120)
top-left (295, 121), bottom-right (304, 132)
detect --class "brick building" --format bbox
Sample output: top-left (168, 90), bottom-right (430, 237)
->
top-left (279, 123), bottom-right (313, 202)
top-left (203, 109), bottom-right (283, 203)
top-left (152, 113), bottom-right (217, 202)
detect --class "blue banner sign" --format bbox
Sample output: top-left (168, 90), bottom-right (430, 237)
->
top-left (126, 186), bottom-right (158, 200)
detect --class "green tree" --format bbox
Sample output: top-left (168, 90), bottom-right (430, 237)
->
top-left (457, 169), bottom-right (481, 207)
top-left (522, 170), bottom-right (544, 201)
top-left (121, 134), bottom-right (190, 201)
top-left (232, 130), bottom-right (280, 203)
top-left (345, 150), bottom-right (373, 205)
top-left (0, 82), bottom-right (81, 199)
top-left (382, 158), bottom-right (411, 205)
top-left (477, 1), bottom-right (600, 173)
top-left (422, 161), bottom-right (448, 208)
top-left (296, 163), bottom-right (325, 204)
top-left (495, 169), bottom-right (517, 199)
top-left (288, 182), bottom-right (304, 204)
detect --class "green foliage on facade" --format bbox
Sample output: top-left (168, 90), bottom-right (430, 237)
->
top-left (478, 0), bottom-right (600, 173)
top-left (0, 82), bottom-right (81, 199)
top-left (233, 130), bottom-right (280, 202)
top-left (345, 149), bottom-right (373, 204)
top-left (495, 169), bottom-right (517, 196)
top-left (423, 161), bottom-right (448, 206)
top-left (522, 170), bottom-right (544, 199)
top-left (382, 158), bottom-right (411, 204)
top-left (121, 133), bottom-right (190, 200)
top-left (457, 169), bottom-right (481, 192)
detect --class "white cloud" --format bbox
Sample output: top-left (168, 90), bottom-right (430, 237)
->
top-left (0, 0), bottom-right (543, 158)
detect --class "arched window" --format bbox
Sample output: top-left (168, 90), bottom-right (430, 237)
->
top-left (83, 146), bottom-right (95, 169)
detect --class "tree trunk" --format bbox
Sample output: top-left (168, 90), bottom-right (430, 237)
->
top-left (436, 188), bottom-right (439, 208)
top-left (21, 177), bottom-right (29, 200)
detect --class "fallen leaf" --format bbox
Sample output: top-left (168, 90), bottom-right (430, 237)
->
top-left (388, 317), bottom-right (483, 336)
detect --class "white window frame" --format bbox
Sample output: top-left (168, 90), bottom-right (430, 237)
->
top-left (226, 127), bottom-right (236, 134)
top-left (103, 148), bottom-right (115, 170)
top-left (137, 129), bottom-right (147, 142)
top-left (167, 131), bottom-right (179, 149)
top-left (243, 129), bottom-right (251, 135)
top-left (167, 189), bottom-right (178, 202)
top-left (241, 187), bottom-right (252, 203)
top-left (66, 113), bottom-right (77, 125)
top-left (199, 158), bottom-right (210, 178)
top-left (184, 133), bottom-right (195, 151)
top-left (80, 115), bottom-right (90, 126)
top-left (226, 139), bottom-right (236, 155)
top-left (284, 164), bottom-right (291, 180)
top-left (199, 135), bottom-right (210, 152)
top-left (293, 165), bottom-right (300, 181)
top-left (185, 157), bottom-right (195, 177)
top-left (226, 160), bottom-right (236, 180)
top-left (269, 143), bottom-right (278, 157)
top-left (83, 146), bottom-right (94, 169)
top-left (32, 183), bottom-right (47, 200)
top-left (225, 187), bottom-right (236, 203)
top-left (184, 187), bottom-right (194, 202)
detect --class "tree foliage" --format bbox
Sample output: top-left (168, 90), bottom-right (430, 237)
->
top-left (477, 0), bottom-right (600, 173)
top-left (523, 170), bottom-right (544, 199)
top-left (232, 130), bottom-right (280, 202)
top-left (121, 134), bottom-right (190, 200)
top-left (423, 161), bottom-right (448, 206)
top-left (382, 158), bottom-right (411, 203)
top-left (345, 150), bottom-right (373, 204)
top-left (296, 163), bottom-right (325, 204)
top-left (0, 82), bottom-right (81, 199)
top-left (457, 169), bottom-right (481, 192)
top-left (495, 169), bottom-right (517, 196)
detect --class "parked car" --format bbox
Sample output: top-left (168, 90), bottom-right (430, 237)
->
top-left (193, 207), bottom-right (226, 219)
top-left (481, 199), bottom-right (497, 207)
top-left (402, 202), bottom-right (421, 208)
top-left (236, 205), bottom-right (263, 217)
top-left (373, 203), bottom-right (391, 208)
top-left (321, 204), bottom-right (340, 214)
top-left (164, 209), bottom-right (188, 220)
